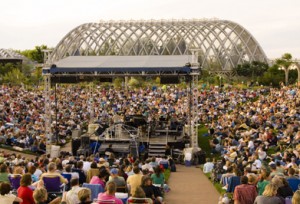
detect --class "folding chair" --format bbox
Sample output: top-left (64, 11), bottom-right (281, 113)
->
top-left (287, 178), bottom-right (300, 192)
top-left (93, 200), bottom-right (116, 204)
top-left (220, 175), bottom-right (233, 186)
top-left (82, 183), bottom-right (104, 200)
top-left (226, 176), bottom-right (241, 193)
top-left (61, 173), bottom-right (72, 190)
top-left (127, 197), bottom-right (153, 204)
top-left (43, 176), bottom-right (65, 194)
top-left (8, 175), bottom-right (21, 192)
top-left (116, 185), bottom-right (128, 193)
top-left (285, 196), bottom-right (292, 204)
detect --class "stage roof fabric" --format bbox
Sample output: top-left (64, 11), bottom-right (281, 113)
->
top-left (46, 55), bottom-right (192, 74)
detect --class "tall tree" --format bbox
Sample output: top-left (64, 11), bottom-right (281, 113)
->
top-left (234, 61), bottom-right (268, 79)
top-left (3, 68), bottom-right (27, 85)
top-left (20, 45), bottom-right (48, 63)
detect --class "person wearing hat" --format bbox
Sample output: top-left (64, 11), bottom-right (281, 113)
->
top-left (98, 158), bottom-right (109, 169)
top-left (108, 168), bottom-right (126, 191)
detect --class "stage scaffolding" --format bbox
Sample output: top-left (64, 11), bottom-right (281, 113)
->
top-left (43, 53), bottom-right (200, 149)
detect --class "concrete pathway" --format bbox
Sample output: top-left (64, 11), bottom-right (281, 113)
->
top-left (165, 165), bottom-right (220, 204)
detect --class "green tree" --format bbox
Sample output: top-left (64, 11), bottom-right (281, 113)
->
top-left (258, 64), bottom-right (284, 87)
top-left (21, 63), bottom-right (34, 77)
top-left (20, 45), bottom-right (48, 63)
top-left (0, 62), bottom-right (21, 75)
top-left (3, 68), bottom-right (27, 85)
top-left (234, 61), bottom-right (268, 79)
top-left (113, 77), bottom-right (123, 88)
top-left (30, 66), bottom-right (43, 85)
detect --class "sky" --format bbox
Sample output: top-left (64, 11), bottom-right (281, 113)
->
top-left (0, 0), bottom-right (300, 59)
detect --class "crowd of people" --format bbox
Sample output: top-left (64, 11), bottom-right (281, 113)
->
top-left (1, 83), bottom-right (300, 204)
top-left (0, 84), bottom-right (265, 149)
top-left (201, 86), bottom-right (300, 204)
top-left (0, 149), bottom-right (172, 204)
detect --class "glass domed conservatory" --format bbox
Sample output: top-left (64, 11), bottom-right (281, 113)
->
top-left (50, 19), bottom-right (268, 71)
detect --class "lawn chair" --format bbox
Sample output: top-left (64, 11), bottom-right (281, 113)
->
top-left (227, 176), bottom-right (241, 193)
top-left (43, 176), bottom-right (65, 194)
top-left (61, 173), bottom-right (72, 190)
top-left (116, 185), bottom-right (128, 193)
top-left (82, 183), bottom-right (104, 200)
top-left (93, 200), bottom-right (116, 204)
top-left (127, 197), bottom-right (153, 204)
top-left (287, 178), bottom-right (300, 192)
top-left (8, 175), bottom-right (21, 192)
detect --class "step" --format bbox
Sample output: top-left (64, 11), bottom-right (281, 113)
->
top-left (149, 142), bottom-right (166, 145)
top-left (149, 147), bottom-right (165, 151)
top-left (149, 149), bottom-right (165, 153)
top-left (148, 153), bottom-right (165, 157)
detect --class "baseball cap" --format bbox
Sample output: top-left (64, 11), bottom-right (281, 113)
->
top-left (110, 168), bottom-right (119, 175)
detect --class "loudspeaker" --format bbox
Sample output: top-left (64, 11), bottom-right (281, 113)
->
top-left (130, 146), bottom-right (138, 157)
top-left (72, 129), bottom-right (81, 139)
top-left (71, 139), bottom-right (81, 156)
top-left (160, 76), bottom-right (179, 84)
top-left (81, 136), bottom-right (90, 148)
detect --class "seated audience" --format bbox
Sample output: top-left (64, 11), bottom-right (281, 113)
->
top-left (78, 188), bottom-right (92, 204)
top-left (253, 183), bottom-right (283, 204)
top-left (97, 182), bottom-right (123, 204)
top-left (66, 178), bottom-right (82, 204)
top-left (0, 182), bottom-right (23, 203)
top-left (17, 173), bottom-right (35, 204)
top-left (40, 162), bottom-right (68, 184)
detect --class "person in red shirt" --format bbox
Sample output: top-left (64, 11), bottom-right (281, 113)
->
top-left (233, 176), bottom-right (257, 204)
top-left (17, 173), bottom-right (35, 204)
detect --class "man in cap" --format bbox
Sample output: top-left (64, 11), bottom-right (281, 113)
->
top-left (108, 168), bottom-right (126, 191)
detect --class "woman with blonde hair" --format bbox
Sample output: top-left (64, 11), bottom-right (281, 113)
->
top-left (78, 188), bottom-right (92, 204)
top-left (292, 190), bottom-right (300, 204)
top-left (33, 187), bottom-right (61, 204)
top-left (253, 183), bottom-right (283, 204)
top-left (128, 187), bottom-right (153, 204)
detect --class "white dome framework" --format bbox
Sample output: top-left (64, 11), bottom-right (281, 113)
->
top-left (50, 19), bottom-right (268, 70)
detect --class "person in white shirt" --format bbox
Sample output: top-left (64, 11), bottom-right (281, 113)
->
top-left (33, 164), bottom-right (43, 179)
top-left (252, 156), bottom-right (262, 171)
top-left (141, 159), bottom-right (154, 173)
top-left (203, 158), bottom-right (214, 173)
top-left (82, 158), bottom-right (92, 174)
top-left (0, 182), bottom-right (23, 203)
top-left (66, 178), bottom-right (82, 204)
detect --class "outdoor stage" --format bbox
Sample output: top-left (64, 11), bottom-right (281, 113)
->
top-left (43, 53), bottom-right (200, 158)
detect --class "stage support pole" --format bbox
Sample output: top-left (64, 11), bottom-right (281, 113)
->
top-left (190, 49), bottom-right (200, 149)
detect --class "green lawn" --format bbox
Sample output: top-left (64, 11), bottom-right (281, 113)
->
top-left (198, 125), bottom-right (224, 195)
top-left (198, 125), bottom-right (221, 159)
top-left (203, 172), bottom-right (226, 194)
top-left (0, 144), bottom-right (38, 156)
